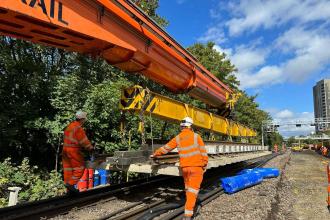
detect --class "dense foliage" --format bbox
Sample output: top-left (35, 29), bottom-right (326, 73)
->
top-left (132, 0), bottom-right (169, 28)
top-left (0, 0), bottom-right (282, 205)
top-left (0, 158), bottom-right (65, 207)
top-left (187, 42), bottom-right (239, 89)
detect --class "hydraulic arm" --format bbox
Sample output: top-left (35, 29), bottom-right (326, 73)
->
top-left (0, 0), bottom-right (232, 108)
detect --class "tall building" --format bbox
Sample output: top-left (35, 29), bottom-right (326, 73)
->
top-left (313, 79), bottom-right (330, 132)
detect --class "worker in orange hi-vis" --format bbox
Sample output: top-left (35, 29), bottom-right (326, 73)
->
top-left (327, 163), bottom-right (330, 212)
top-left (152, 117), bottom-right (208, 220)
top-left (62, 111), bottom-right (93, 194)
top-left (274, 144), bottom-right (278, 153)
top-left (324, 147), bottom-right (328, 157)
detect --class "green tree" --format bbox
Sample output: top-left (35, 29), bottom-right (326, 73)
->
top-left (186, 42), bottom-right (276, 143)
top-left (0, 37), bottom-right (69, 168)
top-left (0, 158), bottom-right (65, 207)
top-left (233, 92), bottom-right (284, 146)
top-left (234, 93), bottom-right (270, 131)
top-left (287, 136), bottom-right (296, 147)
top-left (133, 0), bottom-right (169, 28)
top-left (36, 1), bottom-right (171, 155)
top-left (187, 42), bottom-right (239, 89)
top-left (265, 132), bottom-right (284, 149)
top-left (0, 0), bottom-right (280, 177)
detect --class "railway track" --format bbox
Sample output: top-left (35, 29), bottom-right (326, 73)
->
top-left (91, 154), bottom-right (281, 220)
top-left (0, 153), bottom-right (280, 220)
top-left (0, 175), bottom-right (174, 220)
top-left (152, 141), bottom-right (262, 163)
top-left (158, 154), bottom-right (280, 220)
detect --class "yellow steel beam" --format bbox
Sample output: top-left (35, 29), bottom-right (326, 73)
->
top-left (120, 86), bottom-right (257, 137)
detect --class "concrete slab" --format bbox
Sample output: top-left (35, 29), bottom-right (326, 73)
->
top-left (126, 151), bottom-right (272, 176)
top-left (103, 144), bottom-right (269, 167)
top-left (150, 143), bottom-right (269, 154)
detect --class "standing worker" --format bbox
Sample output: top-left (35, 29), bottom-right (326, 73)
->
top-left (62, 111), bottom-right (93, 193)
top-left (152, 117), bottom-right (208, 220)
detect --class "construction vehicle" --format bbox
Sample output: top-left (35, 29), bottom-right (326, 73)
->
top-left (0, 0), bottom-right (270, 176)
top-left (291, 143), bottom-right (303, 152)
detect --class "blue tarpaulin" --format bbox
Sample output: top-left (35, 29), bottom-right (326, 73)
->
top-left (220, 167), bottom-right (280, 194)
top-left (238, 168), bottom-right (280, 178)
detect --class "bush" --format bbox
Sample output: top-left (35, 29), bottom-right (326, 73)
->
top-left (0, 158), bottom-right (65, 207)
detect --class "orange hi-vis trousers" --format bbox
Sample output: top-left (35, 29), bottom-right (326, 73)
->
top-left (182, 166), bottom-right (204, 217)
top-left (327, 163), bottom-right (330, 208)
top-left (62, 148), bottom-right (85, 185)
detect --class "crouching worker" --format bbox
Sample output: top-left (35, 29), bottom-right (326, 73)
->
top-left (62, 111), bottom-right (93, 194)
top-left (152, 117), bottom-right (208, 220)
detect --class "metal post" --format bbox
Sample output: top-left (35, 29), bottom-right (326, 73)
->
top-left (261, 122), bottom-right (264, 147)
top-left (8, 187), bottom-right (21, 206)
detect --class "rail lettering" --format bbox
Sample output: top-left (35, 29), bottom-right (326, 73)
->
top-left (21, 0), bottom-right (68, 25)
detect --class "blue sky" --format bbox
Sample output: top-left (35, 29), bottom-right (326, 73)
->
top-left (158, 0), bottom-right (330, 137)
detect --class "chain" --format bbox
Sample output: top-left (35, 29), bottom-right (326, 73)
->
top-left (138, 87), bottom-right (151, 149)
top-left (149, 109), bottom-right (154, 153)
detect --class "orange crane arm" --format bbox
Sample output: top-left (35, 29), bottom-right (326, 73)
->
top-left (0, 0), bottom-right (232, 108)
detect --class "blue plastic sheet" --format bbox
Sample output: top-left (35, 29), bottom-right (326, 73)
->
top-left (221, 167), bottom-right (280, 194)
top-left (93, 170), bottom-right (100, 187)
top-left (220, 172), bottom-right (263, 194)
top-left (238, 168), bottom-right (280, 178)
top-left (98, 169), bottom-right (109, 185)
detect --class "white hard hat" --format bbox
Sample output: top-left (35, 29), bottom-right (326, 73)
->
top-left (76, 111), bottom-right (87, 119)
top-left (180, 117), bottom-right (193, 127)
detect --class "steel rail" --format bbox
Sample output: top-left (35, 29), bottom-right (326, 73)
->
top-left (0, 175), bottom-right (174, 220)
top-left (139, 153), bottom-right (280, 220)
top-left (146, 139), bottom-right (261, 146)
top-left (96, 153), bottom-right (280, 220)
top-left (96, 192), bottom-right (163, 220)
top-left (0, 153), bottom-right (279, 220)
top-left (161, 153), bottom-right (281, 220)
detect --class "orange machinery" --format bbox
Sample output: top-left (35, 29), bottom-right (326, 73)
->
top-left (0, 0), bottom-right (232, 109)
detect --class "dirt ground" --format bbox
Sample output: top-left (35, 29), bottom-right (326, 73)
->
top-left (277, 150), bottom-right (330, 220)
top-left (196, 150), bottom-right (330, 220)
top-left (53, 151), bottom-right (330, 220)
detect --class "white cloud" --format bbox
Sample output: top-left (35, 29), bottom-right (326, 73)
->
top-left (213, 45), bottom-right (232, 57)
top-left (275, 109), bottom-right (294, 119)
top-left (222, 0), bottom-right (330, 36)
top-left (210, 26), bottom-right (330, 89)
top-left (198, 0), bottom-right (330, 89)
top-left (198, 26), bottom-right (226, 44)
top-left (212, 43), bottom-right (282, 89)
top-left (237, 65), bottom-right (283, 89)
top-left (230, 45), bottom-right (267, 72)
top-left (270, 110), bottom-right (315, 137)
top-left (277, 27), bottom-right (330, 82)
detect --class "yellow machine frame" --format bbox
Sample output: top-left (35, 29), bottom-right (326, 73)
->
top-left (120, 86), bottom-right (256, 137)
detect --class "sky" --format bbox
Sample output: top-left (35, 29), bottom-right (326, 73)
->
top-left (158, 0), bottom-right (330, 137)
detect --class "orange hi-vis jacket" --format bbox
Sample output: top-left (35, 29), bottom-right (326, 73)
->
top-left (62, 121), bottom-right (93, 185)
top-left (63, 121), bottom-right (93, 150)
top-left (154, 128), bottom-right (208, 167)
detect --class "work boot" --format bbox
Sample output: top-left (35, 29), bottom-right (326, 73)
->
top-left (182, 216), bottom-right (192, 220)
top-left (65, 183), bottom-right (79, 195)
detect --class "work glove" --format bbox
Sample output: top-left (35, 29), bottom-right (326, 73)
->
top-left (86, 144), bottom-right (94, 151)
